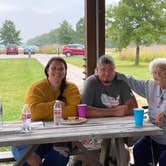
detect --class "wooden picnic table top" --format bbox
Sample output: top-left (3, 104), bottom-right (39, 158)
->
top-left (0, 116), bottom-right (163, 147)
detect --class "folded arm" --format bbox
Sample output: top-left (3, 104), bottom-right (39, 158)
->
top-left (87, 97), bottom-right (138, 118)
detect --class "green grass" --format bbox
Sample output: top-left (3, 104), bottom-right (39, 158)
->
top-left (64, 55), bottom-right (151, 79)
top-left (0, 58), bottom-right (44, 121)
top-left (113, 55), bottom-right (151, 79)
top-left (64, 55), bottom-right (84, 67)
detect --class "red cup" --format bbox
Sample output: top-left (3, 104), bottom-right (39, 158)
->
top-left (77, 104), bottom-right (87, 118)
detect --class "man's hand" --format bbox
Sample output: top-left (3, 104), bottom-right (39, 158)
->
top-left (113, 105), bottom-right (128, 116)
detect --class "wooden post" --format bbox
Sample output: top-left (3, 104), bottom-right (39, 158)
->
top-left (28, 50), bottom-right (31, 58)
top-left (84, 0), bottom-right (105, 77)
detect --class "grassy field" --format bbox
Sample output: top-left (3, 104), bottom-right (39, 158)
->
top-left (64, 55), bottom-right (85, 67)
top-left (113, 55), bottom-right (151, 79)
top-left (0, 58), bottom-right (44, 121)
top-left (64, 54), bottom-right (151, 79)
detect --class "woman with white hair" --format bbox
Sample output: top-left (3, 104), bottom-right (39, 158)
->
top-left (117, 58), bottom-right (166, 165)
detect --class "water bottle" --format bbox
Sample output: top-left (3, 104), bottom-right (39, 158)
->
top-left (53, 100), bottom-right (62, 126)
top-left (0, 97), bottom-right (3, 129)
top-left (21, 104), bottom-right (31, 132)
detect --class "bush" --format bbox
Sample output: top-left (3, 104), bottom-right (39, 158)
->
top-left (39, 44), bottom-right (63, 54)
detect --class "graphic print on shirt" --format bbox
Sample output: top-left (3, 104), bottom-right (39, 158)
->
top-left (101, 93), bottom-right (120, 108)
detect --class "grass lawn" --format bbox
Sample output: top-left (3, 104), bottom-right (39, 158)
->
top-left (64, 54), bottom-right (152, 79)
top-left (0, 58), bottom-right (44, 121)
top-left (113, 55), bottom-right (151, 79)
top-left (64, 55), bottom-right (85, 67)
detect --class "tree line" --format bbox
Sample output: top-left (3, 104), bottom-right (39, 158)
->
top-left (27, 18), bottom-right (84, 46)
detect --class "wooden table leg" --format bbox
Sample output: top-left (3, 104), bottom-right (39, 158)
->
top-left (115, 138), bottom-right (128, 166)
top-left (100, 139), bottom-right (110, 165)
top-left (74, 141), bottom-right (102, 166)
top-left (13, 144), bottom-right (39, 166)
top-left (101, 138), bottom-right (120, 166)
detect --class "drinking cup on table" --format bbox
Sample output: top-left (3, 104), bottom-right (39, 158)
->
top-left (133, 108), bottom-right (144, 126)
top-left (77, 104), bottom-right (87, 118)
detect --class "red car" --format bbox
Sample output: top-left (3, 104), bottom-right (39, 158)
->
top-left (6, 44), bottom-right (18, 55)
top-left (62, 44), bottom-right (85, 56)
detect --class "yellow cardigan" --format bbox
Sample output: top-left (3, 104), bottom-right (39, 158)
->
top-left (24, 78), bottom-right (81, 121)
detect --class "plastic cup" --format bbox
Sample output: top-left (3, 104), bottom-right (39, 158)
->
top-left (133, 108), bottom-right (144, 126)
top-left (77, 104), bottom-right (87, 118)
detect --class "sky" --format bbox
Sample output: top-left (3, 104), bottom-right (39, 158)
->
top-left (0, 0), bottom-right (119, 43)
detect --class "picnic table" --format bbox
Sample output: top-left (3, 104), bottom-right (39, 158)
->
top-left (0, 116), bottom-right (163, 166)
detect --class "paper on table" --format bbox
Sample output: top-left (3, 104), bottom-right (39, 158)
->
top-left (31, 121), bottom-right (44, 129)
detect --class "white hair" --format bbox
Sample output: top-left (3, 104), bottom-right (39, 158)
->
top-left (149, 58), bottom-right (166, 73)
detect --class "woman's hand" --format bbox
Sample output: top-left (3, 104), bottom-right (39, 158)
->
top-left (155, 112), bottom-right (165, 126)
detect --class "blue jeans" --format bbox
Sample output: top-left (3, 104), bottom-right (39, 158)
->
top-left (11, 143), bottom-right (69, 166)
top-left (133, 136), bottom-right (166, 166)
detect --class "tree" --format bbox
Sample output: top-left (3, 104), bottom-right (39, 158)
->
top-left (75, 18), bottom-right (84, 44)
top-left (56, 20), bottom-right (75, 44)
top-left (106, 0), bottom-right (166, 65)
top-left (27, 29), bottom-right (58, 46)
top-left (0, 20), bottom-right (22, 45)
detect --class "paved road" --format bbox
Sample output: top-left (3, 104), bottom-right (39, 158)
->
top-left (0, 54), bottom-right (84, 90)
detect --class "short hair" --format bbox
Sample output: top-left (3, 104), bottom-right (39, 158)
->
top-left (97, 55), bottom-right (115, 67)
top-left (149, 58), bottom-right (166, 73)
top-left (44, 57), bottom-right (67, 77)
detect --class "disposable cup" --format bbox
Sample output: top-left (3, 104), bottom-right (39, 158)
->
top-left (133, 108), bottom-right (144, 126)
top-left (77, 104), bottom-right (87, 118)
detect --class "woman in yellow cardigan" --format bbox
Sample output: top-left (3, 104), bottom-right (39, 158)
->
top-left (12, 57), bottom-right (81, 166)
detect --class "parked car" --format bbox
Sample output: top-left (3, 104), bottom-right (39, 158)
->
top-left (6, 44), bottom-right (18, 55)
top-left (62, 44), bottom-right (85, 56)
top-left (23, 45), bottom-right (36, 54)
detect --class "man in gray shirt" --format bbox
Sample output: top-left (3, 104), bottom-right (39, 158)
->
top-left (81, 55), bottom-right (138, 165)
top-left (81, 55), bottom-right (138, 118)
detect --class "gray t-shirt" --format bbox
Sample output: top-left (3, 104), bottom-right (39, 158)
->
top-left (117, 73), bottom-right (166, 144)
top-left (81, 75), bottom-right (135, 108)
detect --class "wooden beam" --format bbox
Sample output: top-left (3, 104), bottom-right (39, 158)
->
top-left (84, 0), bottom-right (105, 77)
top-left (97, 0), bottom-right (105, 57)
top-left (85, 0), bottom-right (97, 77)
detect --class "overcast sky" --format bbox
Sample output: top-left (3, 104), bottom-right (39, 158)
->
top-left (0, 0), bottom-right (118, 43)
